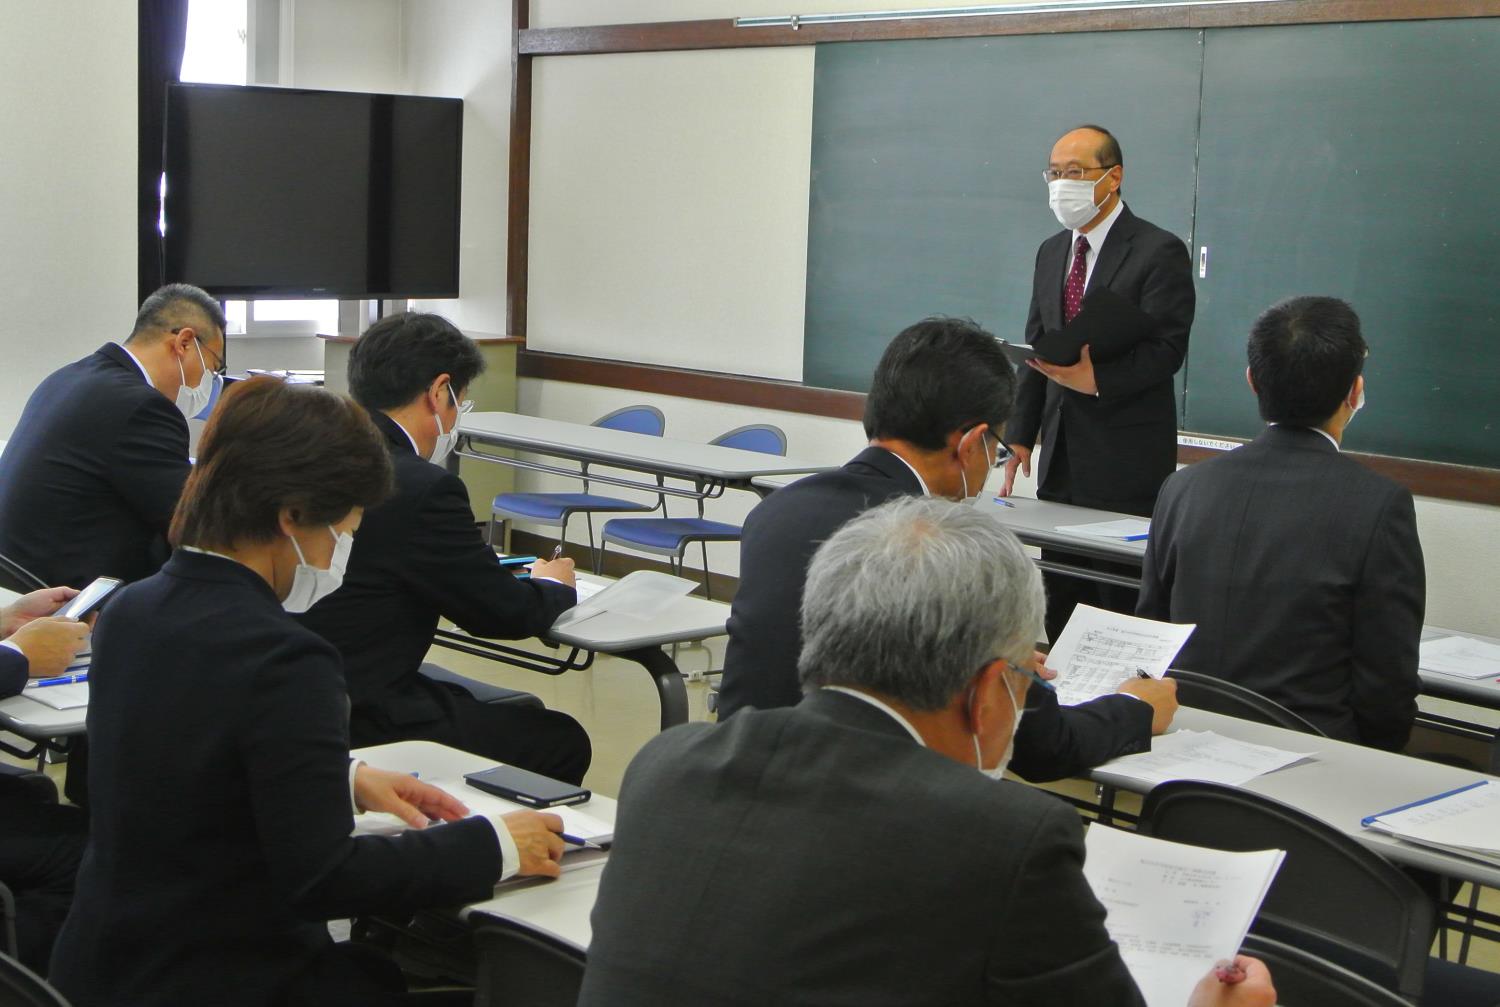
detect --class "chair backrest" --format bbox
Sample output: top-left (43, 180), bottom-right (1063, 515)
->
top-left (472, 922), bottom-right (585, 1007)
top-left (0, 553), bottom-right (47, 595)
top-left (711, 423), bottom-right (787, 456)
top-left (1166, 669), bottom-right (1328, 736)
top-left (0, 952), bottom-right (73, 1007)
top-left (593, 405), bottom-right (665, 437)
top-left (1140, 780), bottom-right (1433, 1001)
top-left (1238, 934), bottom-right (1411, 1007)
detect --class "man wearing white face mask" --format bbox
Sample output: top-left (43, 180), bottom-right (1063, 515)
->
top-left (298, 312), bottom-right (591, 785)
top-left (1001, 125), bottom-right (1195, 641)
top-left (579, 497), bottom-right (1275, 1007)
top-left (0, 283), bottom-right (225, 592)
top-left (1139, 297), bottom-right (1424, 750)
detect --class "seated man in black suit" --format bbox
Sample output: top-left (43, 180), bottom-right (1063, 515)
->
top-left (1138, 297), bottom-right (1424, 750)
top-left (0, 283), bottom-right (225, 589)
top-left (717, 316), bottom-right (1176, 781)
top-left (298, 313), bottom-right (590, 784)
top-left (0, 587), bottom-right (89, 974)
top-left (581, 498), bottom-right (1274, 1007)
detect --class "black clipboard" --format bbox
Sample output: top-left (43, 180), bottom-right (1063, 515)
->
top-left (997, 340), bottom-right (1038, 368)
top-left (1032, 288), bottom-right (1158, 366)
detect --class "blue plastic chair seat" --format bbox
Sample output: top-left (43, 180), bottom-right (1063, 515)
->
top-left (602, 517), bottom-right (744, 552)
top-left (491, 492), bottom-right (655, 522)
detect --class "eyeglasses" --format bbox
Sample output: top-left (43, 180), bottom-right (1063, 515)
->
top-left (457, 398), bottom-right (474, 416)
top-left (1042, 164), bottom-right (1118, 183)
top-left (984, 432), bottom-right (1011, 470)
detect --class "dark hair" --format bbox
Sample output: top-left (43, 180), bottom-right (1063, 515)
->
top-left (169, 377), bottom-right (393, 549)
top-left (347, 312), bottom-right (486, 411)
top-left (1247, 296), bottom-right (1367, 427)
top-left (1069, 124), bottom-right (1123, 168)
top-left (862, 317), bottom-right (1015, 452)
top-left (129, 283), bottom-right (227, 342)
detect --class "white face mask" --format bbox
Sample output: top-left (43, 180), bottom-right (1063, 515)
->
top-left (174, 339), bottom-right (216, 421)
top-left (1048, 174), bottom-right (1111, 231)
top-left (1347, 383), bottom-right (1365, 425)
top-left (282, 526), bottom-right (353, 613)
top-left (972, 670), bottom-right (1026, 781)
top-left (428, 385), bottom-right (460, 466)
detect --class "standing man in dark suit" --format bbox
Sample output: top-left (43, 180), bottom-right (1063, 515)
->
top-left (1138, 297), bottom-right (1424, 750)
top-left (1000, 125), bottom-right (1195, 637)
top-left (0, 587), bottom-right (89, 974)
top-left (0, 283), bottom-right (225, 589)
top-left (298, 313), bottom-right (590, 784)
top-left (717, 317), bottom-right (1177, 783)
top-left (581, 498), bottom-right (1275, 1007)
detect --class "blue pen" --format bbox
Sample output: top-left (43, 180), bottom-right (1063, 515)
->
top-left (561, 832), bottom-right (605, 849)
top-left (991, 497), bottom-right (1016, 508)
top-left (35, 672), bottom-right (88, 687)
top-left (1018, 664), bottom-right (1055, 692)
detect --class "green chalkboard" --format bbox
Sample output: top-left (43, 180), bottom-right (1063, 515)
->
top-left (1187, 20), bottom-right (1500, 468)
top-left (804, 20), bottom-right (1500, 469)
top-left (803, 32), bottom-right (1203, 393)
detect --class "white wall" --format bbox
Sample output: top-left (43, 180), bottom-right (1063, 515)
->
top-left (394, 1), bottom-right (1500, 636)
top-left (287, 0), bottom-right (403, 92)
top-left (0, 3), bottom-right (137, 439)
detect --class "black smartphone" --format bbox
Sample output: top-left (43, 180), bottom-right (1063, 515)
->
top-left (59, 577), bottom-right (123, 620)
top-left (464, 765), bottom-right (591, 808)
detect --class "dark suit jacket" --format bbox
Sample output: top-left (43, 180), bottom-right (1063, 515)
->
top-left (1006, 205), bottom-right (1195, 514)
top-left (297, 412), bottom-right (575, 741)
top-left (0, 344), bottom-right (191, 588)
top-left (1137, 426), bottom-right (1425, 749)
top-left (48, 551), bottom-right (502, 1007)
top-left (579, 690), bottom-right (1144, 1007)
top-left (717, 446), bottom-right (1151, 781)
top-left (0, 645), bottom-right (23, 697)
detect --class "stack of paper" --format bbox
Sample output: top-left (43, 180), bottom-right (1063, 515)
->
top-left (1083, 825), bottom-right (1284, 1007)
top-left (21, 682), bottom-right (89, 710)
top-left (1363, 780), bottom-right (1500, 867)
top-left (1097, 730), bottom-right (1315, 788)
top-left (1056, 518), bottom-right (1151, 540)
top-left (1419, 636), bottom-right (1500, 681)
top-left (551, 570), bottom-right (696, 629)
top-left (1045, 604), bottom-right (1195, 707)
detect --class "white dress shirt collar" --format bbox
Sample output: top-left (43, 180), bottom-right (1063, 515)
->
top-left (389, 415), bottom-right (422, 456)
top-left (1267, 423), bottom-right (1340, 452)
top-left (116, 342), bottom-right (154, 386)
top-left (1068, 198), bottom-right (1126, 287)
top-left (884, 449), bottom-right (931, 497)
top-left (822, 686), bottom-right (926, 746)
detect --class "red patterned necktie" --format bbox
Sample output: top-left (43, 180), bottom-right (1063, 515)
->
top-left (1063, 234), bottom-right (1090, 323)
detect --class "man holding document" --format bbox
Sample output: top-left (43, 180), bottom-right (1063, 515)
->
top-left (580, 498), bottom-right (1272, 1006)
top-left (1001, 125), bottom-right (1195, 637)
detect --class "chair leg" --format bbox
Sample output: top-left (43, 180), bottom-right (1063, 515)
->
top-left (585, 512), bottom-right (601, 574)
top-left (698, 539), bottom-right (713, 601)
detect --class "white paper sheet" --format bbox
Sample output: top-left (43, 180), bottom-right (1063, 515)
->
top-left (352, 775), bottom-right (614, 848)
top-left (1083, 825), bottom-right (1284, 1007)
top-left (1097, 730), bottom-right (1315, 788)
top-left (1055, 518), bottom-right (1151, 540)
top-left (21, 682), bottom-right (89, 709)
top-left (1365, 780), bottom-right (1500, 855)
top-left (551, 570), bottom-right (696, 629)
top-left (573, 579), bottom-right (607, 604)
top-left (1419, 636), bottom-right (1500, 680)
top-left (1045, 604), bottom-right (1195, 707)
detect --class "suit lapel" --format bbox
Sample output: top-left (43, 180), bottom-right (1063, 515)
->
top-left (1086, 205), bottom-right (1139, 294)
top-left (1039, 232), bottom-right (1071, 333)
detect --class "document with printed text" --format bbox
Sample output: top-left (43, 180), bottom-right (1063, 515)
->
top-left (1096, 730), bottom-right (1316, 788)
top-left (21, 682), bottom-right (89, 710)
top-left (1055, 518), bottom-right (1152, 540)
top-left (1046, 605), bottom-right (1195, 707)
top-left (1419, 635), bottom-right (1500, 680)
top-left (1083, 825), bottom-right (1284, 1007)
top-left (1363, 780), bottom-right (1500, 864)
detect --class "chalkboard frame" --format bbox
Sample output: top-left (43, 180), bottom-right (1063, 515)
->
top-left (504, 0), bottom-right (1500, 504)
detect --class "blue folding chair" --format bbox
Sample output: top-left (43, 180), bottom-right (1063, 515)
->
top-left (488, 405), bottom-right (666, 572)
top-left (599, 424), bottom-right (786, 599)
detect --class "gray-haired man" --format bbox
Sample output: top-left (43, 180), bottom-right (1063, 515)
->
top-left (579, 498), bottom-right (1274, 1007)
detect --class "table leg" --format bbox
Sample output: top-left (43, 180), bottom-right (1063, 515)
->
top-left (622, 646), bottom-right (690, 731)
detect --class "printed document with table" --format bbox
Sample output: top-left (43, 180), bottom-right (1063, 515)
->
top-left (1046, 604), bottom-right (1194, 707)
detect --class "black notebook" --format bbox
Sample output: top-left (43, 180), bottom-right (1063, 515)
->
top-left (1032, 288), bottom-right (1158, 366)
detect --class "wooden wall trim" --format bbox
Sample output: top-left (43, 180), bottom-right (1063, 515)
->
top-left (506, 0), bottom-right (532, 335)
top-left (518, 1), bottom-right (1499, 57)
top-left (520, 350), bottom-right (1500, 505)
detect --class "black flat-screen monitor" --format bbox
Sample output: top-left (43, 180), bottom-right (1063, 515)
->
top-left (163, 82), bottom-right (463, 299)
